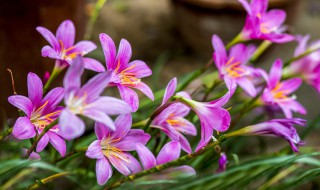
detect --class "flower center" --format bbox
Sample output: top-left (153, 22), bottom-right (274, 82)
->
top-left (166, 114), bottom-right (185, 126)
top-left (67, 92), bottom-right (88, 114)
top-left (271, 83), bottom-right (294, 102)
top-left (114, 60), bottom-right (141, 86)
top-left (59, 40), bottom-right (82, 61)
top-left (224, 57), bottom-right (246, 78)
top-left (101, 136), bottom-right (129, 163)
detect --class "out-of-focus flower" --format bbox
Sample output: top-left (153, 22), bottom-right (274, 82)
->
top-left (261, 59), bottom-right (306, 118)
top-left (162, 78), bottom-right (233, 151)
top-left (8, 73), bottom-right (66, 156)
top-left (99, 33), bottom-right (154, 112)
top-left (37, 20), bottom-right (104, 72)
top-left (86, 114), bottom-right (150, 185)
top-left (59, 56), bottom-right (131, 140)
top-left (238, 0), bottom-right (294, 43)
top-left (22, 148), bottom-right (41, 160)
top-left (212, 35), bottom-right (257, 97)
top-left (227, 118), bottom-right (305, 152)
top-left (136, 142), bottom-right (195, 179)
top-left (286, 35), bottom-right (320, 93)
top-left (216, 152), bottom-right (228, 173)
top-left (152, 78), bottom-right (196, 153)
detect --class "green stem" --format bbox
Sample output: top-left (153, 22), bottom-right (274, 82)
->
top-left (24, 120), bottom-right (58, 159)
top-left (84, 0), bottom-right (108, 40)
top-left (250, 41), bottom-right (272, 62)
top-left (53, 147), bottom-right (87, 163)
top-left (0, 128), bottom-right (13, 141)
top-left (105, 135), bottom-right (228, 189)
top-left (284, 46), bottom-right (320, 67)
top-left (226, 33), bottom-right (244, 50)
top-left (27, 172), bottom-right (71, 190)
top-left (43, 64), bottom-right (63, 93)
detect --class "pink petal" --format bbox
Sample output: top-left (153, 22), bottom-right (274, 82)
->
top-left (41, 46), bottom-right (60, 59)
top-left (174, 118), bottom-right (197, 136)
top-left (278, 78), bottom-right (302, 94)
top-left (108, 155), bottom-right (131, 176)
top-left (236, 77), bottom-right (257, 97)
top-left (86, 140), bottom-right (104, 159)
top-left (262, 9), bottom-right (286, 29)
top-left (116, 38), bottom-right (132, 72)
top-left (63, 56), bottom-right (84, 93)
top-left (82, 108), bottom-right (115, 130)
top-left (48, 132), bottom-right (66, 157)
top-left (118, 85), bottom-right (139, 112)
top-left (95, 122), bottom-right (112, 140)
top-left (71, 41), bottom-right (97, 55)
top-left (123, 153), bottom-right (142, 174)
top-left (196, 124), bottom-right (214, 151)
top-left (83, 58), bottom-right (105, 72)
top-left (96, 157), bottom-right (113, 185)
top-left (8, 95), bottom-right (33, 117)
top-left (269, 59), bottom-right (283, 89)
top-left (252, 0), bottom-right (268, 14)
top-left (114, 129), bottom-right (151, 151)
top-left (136, 144), bottom-right (156, 170)
top-left (212, 35), bottom-right (227, 70)
top-left (56, 20), bottom-right (75, 48)
top-left (12, 117), bottom-right (36, 139)
top-left (40, 87), bottom-right (64, 113)
top-left (238, 0), bottom-right (252, 15)
top-left (162, 78), bottom-right (177, 105)
top-left (89, 96), bottom-right (132, 115)
top-left (36, 26), bottom-right (60, 51)
top-left (126, 60), bottom-right (152, 78)
top-left (178, 134), bottom-right (192, 154)
top-left (111, 114), bottom-right (132, 139)
top-left (59, 109), bottom-right (85, 140)
top-left (156, 141), bottom-right (181, 165)
top-left (294, 35), bottom-right (310, 56)
top-left (36, 133), bottom-right (49, 152)
top-left (99, 33), bottom-right (117, 70)
top-left (132, 82), bottom-right (154, 101)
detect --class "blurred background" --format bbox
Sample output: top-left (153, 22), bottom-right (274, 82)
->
top-left (1, 0), bottom-right (320, 136)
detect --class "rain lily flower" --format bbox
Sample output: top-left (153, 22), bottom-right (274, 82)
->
top-left (163, 78), bottom-right (232, 151)
top-left (286, 35), bottom-right (320, 93)
top-left (216, 152), bottom-right (228, 173)
top-left (260, 59), bottom-right (306, 118)
top-left (59, 56), bottom-right (131, 140)
top-left (136, 142), bottom-right (195, 179)
top-left (8, 73), bottom-right (66, 156)
top-left (227, 118), bottom-right (305, 152)
top-left (151, 78), bottom-right (196, 153)
top-left (37, 20), bottom-right (104, 72)
top-left (99, 33), bottom-right (154, 112)
top-left (212, 35), bottom-right (257, 96)
top-left (86, 114), bottom-right (150, 185)
top-left (238, 0), bottom-right (294, 43)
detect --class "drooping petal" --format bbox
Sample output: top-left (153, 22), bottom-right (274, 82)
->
top-left (269, 59), bottom-right (283, 89)
top-left (162, 78), bottom-right (177, 105)
top-left (132, 82), bottom-right (154, 101)
top-left (56, 20), bottom-right (75, 48)
top-left (116, 39), bottom-right (132, 71)
top-left (59, 109), bottom-right (85, 140)
top-left (36, 133), bottom-right (49, 152)
top-left (111, 114), bottom-right (132, 139)
top-left (71, 41), bottom-right (97, 55)
top-left (136, 144), bottom-right (157, 170)
top-left (212, 35), bottom-right (227, 70)
top-left (82, 108), bottom-right (115, 130)
top-left (95, 122), bottom-right (112, 140)
top-left (156, 141), bottom-right (181, 165)
top-left (99, 33), bottom-right (117, 70)
top-left (236, 77), bottom-right (257, 97)
top-left (48, 132), bottom-right (66, 157)
top-left (82, 58), bottom-right (106, 72)
top-left (79, 71), bottom-right (111, 102)
top-left (96, 157), bottom-right (113, 185)
top-left (63, 56), bottom-right (84, 93)
top-left (40, 87), bottom-right (64, 113)
top-left (114, 129), bottom-right (151, 151)
top-left (126, 60), bottom-right (152, 78)
top-left (36, 26), bottom-right (60, 51)
top-left (89, 96), bottom-right (132, 115)
top-left (178, 134), bottom-right (192, 154)
top-left (86, 140), bottom-right (104, 159)
top-left (8, 95), bottom-right (33, 117)
top-left (118, 85), bottom-right (139, 112)
top-left (196, 123), bottom-right (214, 151)
top-left (12, 117), bottom-right (36, 139)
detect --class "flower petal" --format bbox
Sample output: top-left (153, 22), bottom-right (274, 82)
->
top-left (136, 144), bottom-right (157, 170)
top-left (118, 85), bottom-right (139, 112)
top-left (36, 26), bottom-right (60, 51)
top-left (41, 87), bottom-right (64, 113)
top-left (111, 114), bottom-right (132, 139)
top-left (96, 157), bottom-right (113, 185)
top-left (132, 82), bottom-right (154, 101)
top-left (36, 133), bottom-right (49, 152)
top-left (196, 123), bottom-right (214, 151)
top-left (86, 140), bottom-right (104, 159)
top-left (71, 41), bottom-right (97, 55)
top-left (12, 117), bottom-right (36, 139)
top-left (263, 9), bottom-right (286, 29)
top-left (212, 35), bottom-right (227, 70)
top-left (178, 134), bottom-right (192, 154)
top-left (95, 122), bottom-right (112, 140)
top-left (236, 77), bottom-right (257, 97)
top-left (99, 33), bottom-right (117, 70)
top-left (63, 56), bottom-right (84, 93)
top-left (156, 141), bottom-right (181, 165)
top-left (89, 96), bottom-right (132, 115)
top-left (114, 129), bottom-right (151, 151)
top-left (269, 59), bottom-right (283, 89)
top-left (174, 118), bottom-right (197, 136)
top-left (41, 46), bottom-right (60, 59)
top-left (82, 109), bottom-right (115, 130)
top-left (59, 109), bottom-right (85, 140)
top-left (108, 155), bottom-right (131, 176)
top-left (8, 95), bottom-right (33, 117)
top-left (83, 58), bottom-right (106, 72)
top-left (162, 78), bottom-right (177, 105)
top-left (56, 20), bottom-right (75, 48)
top-left (48, 132), bottom-right (66, 157)
top-left (124, 153), bottom-right (142, 174)
top-left (116, 39), bottom-right (132, 71)
top-left (278, 78), bottom-right (302, 94)
top-left (126, 60), bottom-right (152, 78)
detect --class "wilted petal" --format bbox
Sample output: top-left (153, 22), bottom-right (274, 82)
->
top-left (12, 117), bottom-right (36, 139)
top-left (59, 109), bottom-right (85, 140)
top-left (99, 33), bottom-right (117, 70)
top-left (162, 78), bottom-right (177, 105)
top-left (56, 20), bottom-right (75, 48)
top-left (83, 58), bottom-right (105, 72)
top-left (116, 39), bottom-right (132, 71)
top-left (118, 85), bottom-right (139, 112)
top-left (86, 140), bottom-right (104, 159)
top-left (36, 133), bottom-right (49, 152)
top-left (96, 157), bottom-right (113, 185)
top-left (156, 141), bottom-right (181, 165)
top-left (36, 26), bottom-right (60, 51)
top-left (136, 144), bottom-right (157, 170)
top-left (8, 95), bottom-right (33, 117)
top-left (48, 132), bottom-right (66, 157)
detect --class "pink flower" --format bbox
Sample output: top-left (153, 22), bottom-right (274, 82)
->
top-left (239, 0), bottom-right (294, 43)
top-left (86, 114), bottom-right (150, 185)
top-left (99, 33), bottom-right (154, 112)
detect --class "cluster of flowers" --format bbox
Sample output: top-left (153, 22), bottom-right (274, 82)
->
top-left (7, 0), bottom-right (320, 186)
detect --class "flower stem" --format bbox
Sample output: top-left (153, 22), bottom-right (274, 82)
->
top-left (24, 119), bottom-right (58, 159)
top-left (27, 172), bottom-right (71, 190)
top-left (0, 128), bottom-right (13, 141)
top-left (53, 147), bottom-right (87, 163)
top-left (283, 46), bottom-right (320, 67)
top-left (43, 64), bottom-right (63, 93)
top-left (104, 135), bottom-right (229, 189)
top-left (250, 41), bottom-right (272, 62)
top-left (226, 33), bottom-right (244, 50)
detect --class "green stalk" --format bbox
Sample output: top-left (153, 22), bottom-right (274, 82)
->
top-left (27, 172), bottom-right (71, 190)
top-left (43, 64), bottom-right (63, 93)
top-left (0, 128), bottom-right (13, 141)
top-left (250, 41), bottom-right (272, 63)
top-left (226, 33), bottom-right (245, 50)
